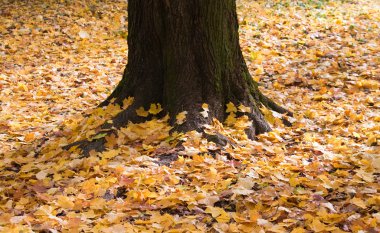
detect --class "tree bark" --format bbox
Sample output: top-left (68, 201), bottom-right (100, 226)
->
top-left (99, 0), bottom-right (290, 139)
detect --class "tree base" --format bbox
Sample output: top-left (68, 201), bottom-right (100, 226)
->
top-left (61, 0), bottom-right (295, 155)
top-left (63, 88), bottom-right (292, 156)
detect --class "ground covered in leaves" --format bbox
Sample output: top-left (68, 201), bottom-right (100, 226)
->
top-left (0, 0), bottom-right (379, 232)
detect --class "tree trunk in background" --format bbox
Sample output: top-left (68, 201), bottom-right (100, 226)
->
top-left (101, 0), bottom-right (290, 137)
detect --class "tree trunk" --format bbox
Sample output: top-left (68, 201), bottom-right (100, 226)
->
top-left (100, 0), bottom-right (290, 139)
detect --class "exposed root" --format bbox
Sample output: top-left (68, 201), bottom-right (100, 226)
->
top-left (62, 132), bottom-right (111, 157)
top-left (260, 94), bottom-right (292, 116)
top-left (259, 93), bottom-right (293, 126)
top-left (203, 132), bottom-right (231, 146)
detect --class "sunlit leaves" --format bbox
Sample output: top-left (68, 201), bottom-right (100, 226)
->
top-left (1, 0), bottom-right (379, 232)
top-left (0, 0), bottom-right (130, 152)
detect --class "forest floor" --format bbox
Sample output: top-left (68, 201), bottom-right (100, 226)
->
top-left (0, 0), bottom-right (379, 232)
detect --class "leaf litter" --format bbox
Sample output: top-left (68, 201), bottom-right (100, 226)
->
top-left (0, 0), bottom-right (379, 232)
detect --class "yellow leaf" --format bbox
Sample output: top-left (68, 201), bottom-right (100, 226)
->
top-left (289, 177), bottom-right (299, 187)
top-left (176, 111), bottom-right (187, 125)
top-left (143, 177), bottom-right (156, 186)
top-left (57, 195), bottom-right (75, 209)
top-left (291, 227), bottom-right (306, 233)
top-left (260, 106), bottom-right (275, 124)
top-left (24, 132), bottom-right (35, 142)
top-left (356, 169), bottom-right (374, 182)
top-left (351, 197), bottom-right (367, 209)
top-left (367, 134), bottom-right (377, 146)
top-left (122, 97), bottom-right (134, 109)
top-left (103, 131), bottom-right (116, 145)
top-left (238, 104), bottom-right (251, 113)
top-left (90, 198), bottom-right (106, 210)
top-left (17, 82), bottom-right (28, 91)
top-left (105, 103), bottom-right (122, 116)
top-left (149, 103), bottom-right (163, 115)
top-left (205, 206), bottom-right (221, 217)
top-left (310, 219), bottom-right (326, 232)
top-left (255, 65), bottom-right (264, 75)
top-left (250, 51), bottom-right (263, 63)
top-left (249, 210), bottom-right (260, 222)
top-left (101, 149), bottom-right (120, 159)
top-left (226, 102), bottom-right (237, 113)
top-left (136, 107), bottom-right (149, 117)
top-left (225, 112), bottom-right (237, 126)
top-left (205, 207), bottom-right (229, 222)
top-left (269, 225), bottom-right (287, 233)
top-left (216, 210), bottom-right (230, 223)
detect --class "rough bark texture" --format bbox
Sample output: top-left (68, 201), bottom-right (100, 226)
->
top-left (71, 0), bottom-right (292, 154)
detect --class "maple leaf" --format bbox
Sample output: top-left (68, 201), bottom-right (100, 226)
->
top-left (205, 206), bottom-right (230, 223)
top-left (310, 219), bottom-right (326, 232)
top-left (101, 149), bottom-right (120, 159)
top-left (200, 103), bottom-right (209, 118)
top-left (136, 107), bottom-right (149, 117)
top-left (56, 195), bottom-right (75, 209)
top-left (122, 97), bottom-right (134, 109)
top-left (225, 112), bottom-right (237, 126)
top-left (226, 102), bottom-right (237, 113)
top-left (175, 111), bottom-right (187, 125)
top-left (238, 104), bottom-right (251, 113)
top-left (148, 103), bottom-right (163, 115)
